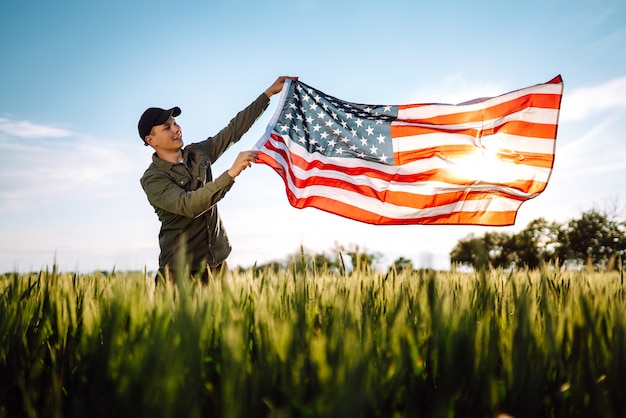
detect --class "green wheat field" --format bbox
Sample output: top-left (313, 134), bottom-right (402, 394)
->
top-left (1, 263), bottom-right (625, 418)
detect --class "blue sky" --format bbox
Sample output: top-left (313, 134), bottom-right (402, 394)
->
top-left (1, 0), bottom-right (625, 273)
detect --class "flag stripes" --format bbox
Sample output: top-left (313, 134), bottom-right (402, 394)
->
top-left (255, 76), bottom-right (563, 226)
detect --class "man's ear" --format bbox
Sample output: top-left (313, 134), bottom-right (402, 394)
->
top-left (145, 135), bottom-right (154, 146)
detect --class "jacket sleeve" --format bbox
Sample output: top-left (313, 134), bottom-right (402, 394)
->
top-left (141, 170), bottom-right (235, 218)
top-left (197, 93), bottom-right (270, 162)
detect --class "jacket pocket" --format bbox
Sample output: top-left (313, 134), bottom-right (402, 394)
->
top-left (173, 174), bottom-right (192, 191)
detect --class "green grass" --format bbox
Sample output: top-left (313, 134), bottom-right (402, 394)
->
top-left (1, 265), bottom-right (625, 417)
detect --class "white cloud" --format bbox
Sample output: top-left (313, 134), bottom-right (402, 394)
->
top-left (560, 75), bottom-right (626, 121)
top-left (0, 132), bottom-right (146, 208)
top-left (0, 118), bottom-right (73, 138)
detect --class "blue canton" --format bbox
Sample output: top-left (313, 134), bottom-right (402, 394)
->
top-left (274, 81), bottom-right (398, 165)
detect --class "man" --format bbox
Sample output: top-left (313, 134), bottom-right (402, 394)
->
top-left (138, 76), bottom-right (295, 284)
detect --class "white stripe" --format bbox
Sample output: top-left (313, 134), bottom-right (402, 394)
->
top-left (260, 136), bottom-right (546, 199)
top-left (397, 81), bottom-right (563, 120)
top-left (281, 177), bottom-right (525, 220)
top-left (394, 131), bottom-right (556, 156)
top-left (394, 107), bottom-right (560, 131)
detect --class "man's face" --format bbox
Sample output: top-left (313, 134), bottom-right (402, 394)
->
top-left (145, 116), bottom-right (183, 151)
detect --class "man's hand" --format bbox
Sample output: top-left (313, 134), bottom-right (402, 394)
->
top-left (264, 76), bottom-right (298, 98)
top-left (227, 150), bottom-right (259, 178)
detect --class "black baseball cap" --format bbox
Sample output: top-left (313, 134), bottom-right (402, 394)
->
top-left (138, 106), bottom-right (181, 144)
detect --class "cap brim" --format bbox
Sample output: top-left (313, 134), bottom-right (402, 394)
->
top-left (154, 107), bottom-right (181, 126)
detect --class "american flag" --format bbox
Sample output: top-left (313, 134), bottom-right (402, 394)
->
top-left (254, 76), bottom-right (564, 225)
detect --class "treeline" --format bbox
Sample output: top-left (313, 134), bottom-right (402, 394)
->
top-left (450, 208), bottom-right (626, 271)
top-left (244, 206), bottom-right (625, 275)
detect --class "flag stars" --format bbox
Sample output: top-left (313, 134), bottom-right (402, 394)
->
top-left (278, 81), bottom-right (395, 166)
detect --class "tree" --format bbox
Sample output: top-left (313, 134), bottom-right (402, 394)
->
top-left (506, 218), bottom-right (561, 269)
top-left (390, 256), bottom-right (414, 273)
top-left (557, 209), bottom-right (626, 270)
top-left (343, 244), bottom-right (381, 273)
top-left (450, 234), bottom-right (490, 269)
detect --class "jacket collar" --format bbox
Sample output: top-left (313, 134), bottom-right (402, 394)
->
top-left (151, 148), bottom-right (190, 170)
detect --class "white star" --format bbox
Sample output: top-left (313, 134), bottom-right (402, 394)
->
top-left (331, 111), bottom-right (338, 119)
top-left (364, 106), bottom-right (372, 113)
top-left (379, 153), bottom-right (388, 162)
top-left (333, 128), bottom-right (342, 136)
top-left (317, 111), bottom-right (325, 119)
top-left (351, 129), bottom-right (357, 137)
top-left (340, 136), bottom-right (349, 143)
top-left (345, 113), bottom-right (353, 119)
top-left (298, 135), bottom-right (307, 143)
top-left (315, 144), bottom-right (324, 152)
top-left (320, 132), bottom-right (329, 139)
top-left (313, 124), bottom-right (321, 132)
top-left (293, 125), bottom-right (301, 133)
top-left (360, 137), bottom-right (368, 145)
top-left (328, 139), bottom-right (337, 147)
top-left (280, 125), bottom-right (289, 132)
top-left (309, 137), bottom-right (318, 145)
top-left (357, 152), bottom-right (366, 158)
top-left (313, 94), bottom-right (321, 102)
top-left (322, 103), bottom-right (329, 111)
top-left (336, 148), bottom-right (345, 155)
top-left (306, 116), bottom-right (314, 124)
top-left (366, 126), bottom-right (374, 136)
top-left (377, 134), bottom-right (386, 143)
top-left (375, 120), bottom-right (383, 125)
top-left (302, 94), bottom-right (310, 102)
top-left (325, 120), bottom-right (334, 128)
top-left (297, 114), bottom-right (303, 121)
top-left (285, 113), bottom-right (294, 120)
top-left (340, 120), bottom-right (348, 128)
top-left (383, 105), bottom-right (391, 112)
top-left (296, 85), bottom-right (303, 92)
top-left (309, 103), bottom-right (318, 111)
top-left (369, 145), bottom-right (378, 154)
top-left (349, 144), bottom-right (357, 151)
top-left (355, 118), bottom-right (363, 127)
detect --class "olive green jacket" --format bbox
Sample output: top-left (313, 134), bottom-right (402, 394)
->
top-left (140, 93), bottom-right (270, 273)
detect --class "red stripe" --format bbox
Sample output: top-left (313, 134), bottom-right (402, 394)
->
top-left (398, 93), bottom-right (562, 125)
top-left (275, 174), bottom-right (519, 226)
top-left (264, 136), bottom-right (548, 195)
top-left (258, 139), bottom-right (541, 209)
top-left (393, 145), bottom-right (555, 169)
top-left (391, 119), bottom-right (559, 140)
